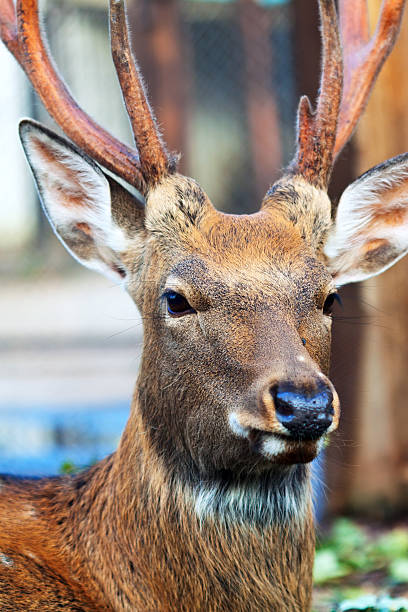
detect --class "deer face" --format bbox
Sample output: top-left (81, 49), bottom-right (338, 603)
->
top-left (133, 174), bottom-right (340, 473)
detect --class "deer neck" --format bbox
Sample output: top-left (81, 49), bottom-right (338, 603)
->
top-left (65, 390), bottom-right (315, 610)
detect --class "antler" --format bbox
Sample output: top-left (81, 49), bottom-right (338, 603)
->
top-left (334, 0), bottom-right (406, 159)
top-left (0, 0), bottom-right (21, 61)
top-left (0, 0), bottom-right (175, 194)
top-left (110, 0), bottom-right (176, 182)
top-left (290, 0), bottom-right (406, 190)
top-left (290, 0), bottom-right (343, 189)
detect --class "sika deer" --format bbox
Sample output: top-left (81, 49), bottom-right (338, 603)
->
top-left (0, 0), bottom-right (408, 610)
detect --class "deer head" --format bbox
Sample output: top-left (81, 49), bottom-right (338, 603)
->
top-left (2, 0), bottom-right (408, 490)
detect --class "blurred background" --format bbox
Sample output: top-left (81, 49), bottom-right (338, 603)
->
top-left (1, 0), bottom-right (408, 521)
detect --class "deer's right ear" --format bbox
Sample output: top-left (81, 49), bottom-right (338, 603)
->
top-left (19, 119), bottom-right (145, 283)
top-left (324, 153), bottom-right (408, 286)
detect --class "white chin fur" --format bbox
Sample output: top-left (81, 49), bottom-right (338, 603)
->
top-left (261, 436), bottom-right (287, 458)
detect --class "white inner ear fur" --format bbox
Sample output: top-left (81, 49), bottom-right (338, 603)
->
top-left (20, 124), bottom-right (127, 281)
top-left (324, 154), bottom-right (408, 285)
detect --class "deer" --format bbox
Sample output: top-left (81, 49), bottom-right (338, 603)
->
top-left (0, 0), bottom-right (407, 609)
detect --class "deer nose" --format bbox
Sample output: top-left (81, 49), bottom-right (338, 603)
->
top-left (271, 381), bottom-right (334, 440)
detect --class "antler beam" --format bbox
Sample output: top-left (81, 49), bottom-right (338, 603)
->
top-left (0, 0), bottom-right (179, 194)
top-left (16, 0), bottom-right (146, 191)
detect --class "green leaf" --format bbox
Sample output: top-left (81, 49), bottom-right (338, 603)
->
top-left (59, 460), bottom-right (79, 475)
top-left (374, 530), bottom-right (408, 561)
top-left (314, 549), bottom-right (350, 584)
top-left (389, 558), bottom-right (408, 583)
top-left (330, 519), bottom-right (368, 556)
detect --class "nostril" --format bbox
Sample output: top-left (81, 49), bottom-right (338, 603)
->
top-left (270, 387), bottom-right (295, 422)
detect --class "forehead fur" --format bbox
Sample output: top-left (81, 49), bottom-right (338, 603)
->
top-left (262, 175), bottom-right (332, 252)
top-left (145, 173), bottom-right (332, 262)
top-left (145, 175), bottom-right (209, 242)
top-left (143, 174), bottom-right (332, 295)
top-left (146, 174), bottom-right (333, 260)
top-left (146, 175), bottom-right (310, 259)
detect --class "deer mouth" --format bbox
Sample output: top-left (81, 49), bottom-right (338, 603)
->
top-left (248, 429), bottom-right (326, 464)
top-left (229, 411), bottom-right (330, 464)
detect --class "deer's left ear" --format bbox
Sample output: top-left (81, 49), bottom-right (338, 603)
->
top-left (19, 119), bottom-right (145, 284)
top-left (324, 153), bottom-right (408, 286)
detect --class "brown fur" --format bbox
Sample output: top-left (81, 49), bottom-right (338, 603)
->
top-left (0, 448), bottom-right (314, 611)
top-left (0, 169), bottom-right (340, 610)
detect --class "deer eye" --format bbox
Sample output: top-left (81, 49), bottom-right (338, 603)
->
top-left (323, 292), bottom-right (342, 316)
top-left (164, 291), bottom-right (196, 317)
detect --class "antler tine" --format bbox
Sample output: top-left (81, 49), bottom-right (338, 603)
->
top-left (110, 0), bottom-right (176, 186)
top-left (334, 0), bottom-right (406, 159)
top-left (0, 0), bottom-right (22, 61)
top-left (0, 0), bottom-right (147, 193)
top-left (290, 0), bottom-right (343, 189)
